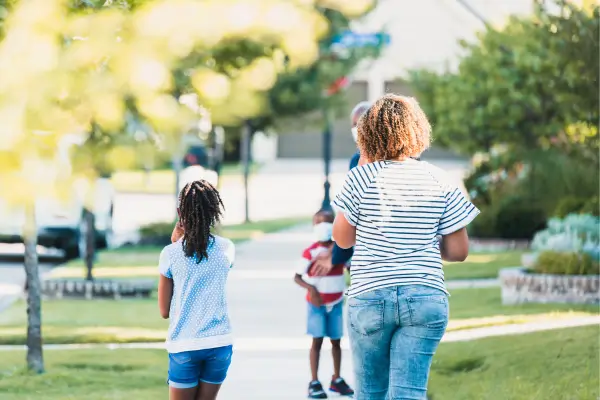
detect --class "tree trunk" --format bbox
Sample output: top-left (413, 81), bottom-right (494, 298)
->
top-left (84, 210), bottom-right (95, 282)
top-left (23, 203), bottom-right (44, 374)
top-left (241, 121), bottom-right (252, 223)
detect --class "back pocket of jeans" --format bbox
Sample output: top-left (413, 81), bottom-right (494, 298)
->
top-left (169, 352), bottom-right (191, 365)
top-left (349, 299), bottom-right (384, 336)
top-left (406, 296), bottom-right (448, 329)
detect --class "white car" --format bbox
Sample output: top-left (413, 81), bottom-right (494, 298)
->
top-left (0, 134), bottom-right (115, 259)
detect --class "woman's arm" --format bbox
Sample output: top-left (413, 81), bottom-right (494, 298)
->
top-left (440, 228), bottom-right (469, 262)
top-left (158, 275), bottom-right (174, 319)
top-left (333, 213), bottom-right (357, 249)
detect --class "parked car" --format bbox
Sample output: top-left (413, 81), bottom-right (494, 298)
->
top-left (0, 134), bottom-right (115, 259)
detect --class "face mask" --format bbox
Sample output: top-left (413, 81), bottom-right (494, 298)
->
top-left (351, 127), bottom-right (358, 143)
top-left (313, 222), bottom-right (333, 242)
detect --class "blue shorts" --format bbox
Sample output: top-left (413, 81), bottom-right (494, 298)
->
top-left (167, 345), bottom-right (233, 389)
top-left (307, 301), bottom-right (344, 339)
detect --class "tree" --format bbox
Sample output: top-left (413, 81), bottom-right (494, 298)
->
top-left (0, 0), bottom-right (376, 372)
top-left (409, 0), bottom-right (599, 160)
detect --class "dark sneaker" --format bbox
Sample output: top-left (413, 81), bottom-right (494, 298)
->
top-left (308, 381), bottom-right (328, 399)
top-left (329, 377), bottom-right (354, 396)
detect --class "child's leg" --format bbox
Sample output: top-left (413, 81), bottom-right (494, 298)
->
top-left (171, 387), bottom-right (198, 400)
top-left (326, 302), bottom-right (345, 380)
top-left (310, 337), bottom-right (324, 381)
top-left (307, 302), bottom-right (327, 382)
top-left (195, 382), bottom-right (221, 400)
top-left (331, 339), bottom-right (342, 380)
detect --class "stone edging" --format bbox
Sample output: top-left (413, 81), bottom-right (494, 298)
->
top-left (41, 279), bottom-right (155, 300)
top-left (499, 267), bottom-right (600, 305)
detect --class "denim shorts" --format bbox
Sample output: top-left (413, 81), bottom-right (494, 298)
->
top-left (167, 345), bottom-right (233, 389)
top-left (307, 301), bottom-right (344, 339)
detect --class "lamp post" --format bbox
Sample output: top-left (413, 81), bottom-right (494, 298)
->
top-left (321, 76), bottom-right (349, 212)
top-left (321, 106), bottom-right (333, 211)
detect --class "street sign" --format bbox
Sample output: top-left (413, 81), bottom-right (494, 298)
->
top-left (331, 31), bottom-right (391, 49)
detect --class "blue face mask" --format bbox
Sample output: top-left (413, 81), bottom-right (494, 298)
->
top-left (313, 222), bottom-right (333, 242)
top-left (351, 127), bottom-right (358, 142)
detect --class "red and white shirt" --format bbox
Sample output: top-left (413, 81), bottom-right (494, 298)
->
top-left (298, 242), bottom-right (346, 306)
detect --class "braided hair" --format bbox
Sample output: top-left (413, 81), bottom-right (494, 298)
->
top-left (357, 94), bottom-right (431, 162)
top-left (177, 180), bottom-right (224, 262)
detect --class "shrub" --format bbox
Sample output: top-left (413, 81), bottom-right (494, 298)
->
top-left (533, 251), bottom-right (600, 275)
top-left (531, 213), bottom-right (600, 261)
top-left (581, 197), bottom-right (600, 216)
top-left (138, 222), bottom-right (174, 246)
top-left (494, 196), bottom-right (547, 240)
top-left (468, 206), bottom-right (497, 238)
top-left (553, 197), bottom-right (587, 218)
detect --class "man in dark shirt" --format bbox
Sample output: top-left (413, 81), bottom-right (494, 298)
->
top-left (331, 101), bottom-right (370, 266)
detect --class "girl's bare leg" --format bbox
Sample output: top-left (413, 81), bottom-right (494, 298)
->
top-left (170, 386), bottom-right (198, 400)
top-left (196, 382), bottom-right (222, 400)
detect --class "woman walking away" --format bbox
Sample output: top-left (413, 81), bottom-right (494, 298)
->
top-left (331, 94), bottom-right (479, 400)
top-left (158, 180), bottom-right (235, 400)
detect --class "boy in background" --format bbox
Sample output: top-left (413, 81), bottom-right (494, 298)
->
top-left (294, 210), bottom-right (354, 399)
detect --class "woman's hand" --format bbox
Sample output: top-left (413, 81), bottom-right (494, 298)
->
top-left (311, 250), bottom-right (333, 276)
top-left (171, 221), bottom-right (184, 243)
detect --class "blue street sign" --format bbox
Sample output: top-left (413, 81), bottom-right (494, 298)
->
top-left (331, 31), bottom-right (391, 49)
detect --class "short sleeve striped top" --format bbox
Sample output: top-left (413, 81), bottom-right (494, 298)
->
top-left (332, 159), bottom-right (480, 297)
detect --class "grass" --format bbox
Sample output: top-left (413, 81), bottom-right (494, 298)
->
top-left (428, 325), bottom-right (599, 400)
top-left (0, 288), bottom-right (596, 345)
top-left (0, 326), bottom-right (596, 399)
top-left (111, 163), bottom-right (259, 194)
top-left (443, 251), bottom-right (523, 280)
top-left (62, 216), bottom-right (310, 268)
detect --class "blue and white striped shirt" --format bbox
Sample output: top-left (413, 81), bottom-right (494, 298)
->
top-left (332, 159), bottom-right (479, 297)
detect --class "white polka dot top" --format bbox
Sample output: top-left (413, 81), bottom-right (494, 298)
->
top-left (158, 235), bottom-right (235, 353)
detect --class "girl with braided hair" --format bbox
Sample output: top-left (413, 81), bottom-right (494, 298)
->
top-left (158, 180), bottom-right (235, 400)
top-left (331, 94), bottom-right (479, 399)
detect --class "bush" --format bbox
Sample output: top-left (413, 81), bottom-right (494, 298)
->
top-left (533, 251), bottom-right (600, 275)
top-left (138, 222), bottom-right (174, 246)
top-left (494, 196), bottom-right (547, 240)
top-left (581, 197), bottom-right (600, 216)
top-left (468, 207), bottom-right (497, 238)
top-left (531, 213), bottom-right (600, 260)
top-left (553, 197), bottom-right (587, 218)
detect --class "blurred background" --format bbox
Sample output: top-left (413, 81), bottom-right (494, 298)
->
top-left (0, 0), bottom-right (598, 399)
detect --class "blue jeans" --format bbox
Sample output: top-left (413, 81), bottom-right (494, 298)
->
top-left (167, 345), bottom-right (233, 388)
top-left (307, 301), bottom-right (344, 339)
top-left (347, 285), bottom-right (449, 400)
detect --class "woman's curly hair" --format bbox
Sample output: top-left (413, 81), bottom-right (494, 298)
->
top-left (356, 94), bottom-right (431, 162)
top-left (177, 180), bottom-right (224, 262)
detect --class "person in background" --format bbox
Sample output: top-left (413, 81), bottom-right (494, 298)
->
top-left (294, 209), bottom-right (354, 399)
top-left (330, 101), bottom-right (371, 269)
top-left (159, 180), bottom-right (235, 400)
top-left (332, 94), bottom-right (479, 400)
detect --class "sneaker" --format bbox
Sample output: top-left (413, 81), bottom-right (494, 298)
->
top-left (329, 377), bottom-right (354, 396)
top-left (308, 381), bottom-right (328, 399)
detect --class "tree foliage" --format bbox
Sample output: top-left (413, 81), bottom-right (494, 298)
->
top-left (409, 0), bottom-right (599, 161)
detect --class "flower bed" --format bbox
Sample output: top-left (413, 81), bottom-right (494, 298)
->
top-left (500, 213), bottom-right (600, 305)
top-left (500, 267), bottom-right (599, 305)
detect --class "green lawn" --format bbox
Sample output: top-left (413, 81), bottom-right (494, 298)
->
top-left (0, 288), bottom-right (596, 345)
top-left (111, 163), bottom-right (259, 194)
top-left (63, 217), bottom-right (310, 269)
top-left (429, 325), bottom-right (599, 400)
top-left (443, 251), bottom-right (523, 280)
top-left (0, 326), bottom-right (596, 400)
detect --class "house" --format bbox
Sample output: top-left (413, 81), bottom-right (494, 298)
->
top-left (275, 0), bottom-right (535, 160)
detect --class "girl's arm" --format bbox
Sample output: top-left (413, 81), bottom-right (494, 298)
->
top-left (440, 228), bottom-right (469, 262)
top-left (158, 275), bottom-right (174, 319)
top-left (332, 213), bottom-right (357, 249)
top-left (171, 222), bottom-right (184, 243)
